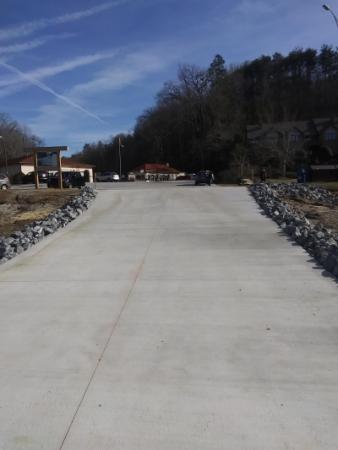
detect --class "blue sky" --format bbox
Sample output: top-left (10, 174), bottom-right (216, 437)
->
top-left (0, 0), bottom-right (337, 155)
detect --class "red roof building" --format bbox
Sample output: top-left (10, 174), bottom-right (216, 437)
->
top-left (131, 163), bottom-right (181, 181)
top-left (133, 163), bottom-right (180, 173)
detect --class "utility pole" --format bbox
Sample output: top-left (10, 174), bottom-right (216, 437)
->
top-left (118, 136), bottom-right (124, 178)
top-left (282, 131), bottom-right (291, 179)
top-left (0, 136), bottom-right (8, 175)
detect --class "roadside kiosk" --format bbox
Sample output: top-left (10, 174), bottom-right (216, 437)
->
top-left (32, 146), bottom-right (68, 189)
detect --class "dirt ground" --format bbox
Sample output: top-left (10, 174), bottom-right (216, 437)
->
top-left (283, 194), bottom-right (338, 234)
top-left (0, 190), bottom-right (78, 237)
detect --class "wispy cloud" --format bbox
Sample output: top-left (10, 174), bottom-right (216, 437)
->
top-left (71, 51), bottom-right (168, 97)
top-left (0, 60), bottom-right (108, 124)
top-left (0, 1), bottom-right (126, 42)
top-left (0, 33), bottom-right (75, 56)
top-left (234, 0), bottom-right (280, 17)
top-left (212, 0), bottom-right (331, 63)
top-left (68, 38), bottom-right (193, 100)
top-left (26, 45), bottom-right (179, 149)
top-left (0, 48), bottom-right (121, 97)
top-left (0, 42), bottom-right (177, 99)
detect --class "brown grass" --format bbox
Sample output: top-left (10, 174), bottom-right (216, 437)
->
top-left (284, 197), bottom-right (338, 234)
top-left (0, 189), bottom-right (78, 237)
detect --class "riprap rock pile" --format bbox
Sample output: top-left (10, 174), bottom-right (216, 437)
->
top-left (0, 186), bottom-right (96, 264)
top-left (250, 183), bottom-right (338, 278)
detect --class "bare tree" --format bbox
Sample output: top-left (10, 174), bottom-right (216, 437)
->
top-left (0, 113), bottom-right (42, 160)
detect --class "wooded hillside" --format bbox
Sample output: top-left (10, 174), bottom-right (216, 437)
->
top-left (72, 46), bottom-right (338, 178)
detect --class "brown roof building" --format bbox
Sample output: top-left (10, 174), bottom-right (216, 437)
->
top-left (1, 154), bottom-right (95, 183)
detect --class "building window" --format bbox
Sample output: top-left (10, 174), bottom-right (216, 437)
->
top-left (289, 131), bottom-right (301, 142)
top-left (324, 128), bottom-right (337, 141)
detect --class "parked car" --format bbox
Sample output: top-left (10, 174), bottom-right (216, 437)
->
top-left (0, 173), bottom-right (10, 190)
top-left (96, 171), bottom-right (120, 182)
top-left (22, 171), bottom-right (48, 184)
top-left (195, 170), bottom-right (214, 185)
top-left (176, 174), bottom-right (192, 180)
top-left (47, 171), bottom-right (85, 188)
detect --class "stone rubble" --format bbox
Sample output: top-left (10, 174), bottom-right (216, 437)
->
top-left (268, 183), bottom-right (337, 207)
top-left (0, 186), bottom-right (97, 265)
top-left (250, 183), bottom-right (338, 279)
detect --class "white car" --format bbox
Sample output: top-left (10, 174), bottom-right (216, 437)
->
top-left (0, 173), bottom-right (10, 190)
top-left (96, 171), bottom-right (120, 182)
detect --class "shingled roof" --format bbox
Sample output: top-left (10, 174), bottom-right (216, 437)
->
top-left (7, 154), bottom-right (95, 169)
top-left (133, 163), bottom-right (180, 174)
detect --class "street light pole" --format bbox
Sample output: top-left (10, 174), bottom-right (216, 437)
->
top-left (0, 136), bottom-right (8, 176)
top-left (323, 4), bottom-right (338, 28)
top-left (118, 136), bottom-right (124, 179)
top-left (118, 137), bottom-right (121, 178)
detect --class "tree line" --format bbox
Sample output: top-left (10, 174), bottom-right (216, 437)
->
top-left (5, 45), bottom-right (338, 180)
top-left (0, 113), bottom-right (42, 165)
top-left (74, 45), bottom-right (338, 179)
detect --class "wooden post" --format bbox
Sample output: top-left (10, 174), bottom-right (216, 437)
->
top-left (57, 150), bottom-right (63, 189)
top-left (33, 151), bottom-right (39, 190)
top-left (30, 146), bottom-right (68, 189)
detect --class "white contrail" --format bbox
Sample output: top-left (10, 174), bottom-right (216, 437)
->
top-left (0, 1), bottom-right (127, 42)
top-left (0, 33), bottom-right (75, 56)
top-left (0, 49), bottom-right (120, 89)
top-left (0, 61), bottom-right (108, 125)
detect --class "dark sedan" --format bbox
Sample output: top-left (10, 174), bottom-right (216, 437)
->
top-left (47, 172), bottom-right (85, 188)
top-left (22, 171), bottom-right (48, 184)
top-left (195, 170), bottom-right (214, 186)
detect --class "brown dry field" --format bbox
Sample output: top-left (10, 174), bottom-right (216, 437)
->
top-left (0, 190), bottom-right (77, 237)
top-left (283, 195), bottom-right (338, 235)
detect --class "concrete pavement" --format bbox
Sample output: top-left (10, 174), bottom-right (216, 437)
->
top-left (0, 183), bottom-right (337, 449)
